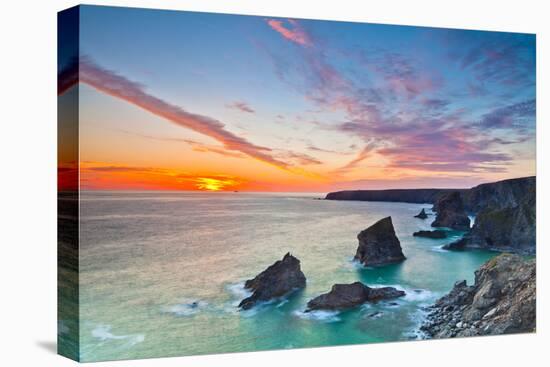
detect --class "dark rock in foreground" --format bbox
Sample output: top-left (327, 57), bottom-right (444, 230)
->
top-left (431, 191), bottom-right (470, 231)
top-left (420, 254), bottom-right (535, 338)
top-left (442, 237), bottom-right (468, 251)
top-left (413, 230), bottom-right (447, 239)
top-left (354, 216), bottom-right (406, 267)
top-left (306, 282), bottom-right (405, 311)
top-left (414, 208), bottom-right (428, 219)
top-left (238, 253), bottom-right (306, 310)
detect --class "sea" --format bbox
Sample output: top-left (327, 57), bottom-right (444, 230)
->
top-left (71, 191), bottom-right (496, 362)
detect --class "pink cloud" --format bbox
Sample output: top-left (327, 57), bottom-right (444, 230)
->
top-left (267, 19), bottom-right (312, 46)
top-left (226, 101), bottom-right (255, 113)
top-left (58, 57), bottom-right (291, 170)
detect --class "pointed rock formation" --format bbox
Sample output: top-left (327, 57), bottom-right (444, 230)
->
top-left (306, 282), bottom-right (405, 311)
top-left (431, 191), bottom-right (470, 231)
top-left (354, 216), bottom-right (406, 266)
top-left (238, 253), bottom-right (306, 310)
top-left (414, 208), bottom-right (428, 219)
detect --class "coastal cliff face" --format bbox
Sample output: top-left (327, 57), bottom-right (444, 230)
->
top-left (354, 217), bottom-right (406, 266)
top-left (238, 253), bottom-right (306, 310)
top-left (445, 179), bottom-right (536, 254)
top-left (420, 254), bottom-right (535, 338)
top-left (326, 176), bottom-right (536, 254)
top-left (325, 176), bottom-right (534, 213)
top-left (463, 176), bottom-right (536, 213)
top-left (431, 191), bottom-right (470, 231)
top-left (325, 188), bottom-right (459, 204)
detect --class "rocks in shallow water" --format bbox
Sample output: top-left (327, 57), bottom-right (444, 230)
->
top-left (414, 208), bottom-right (428, 219)
top-left (354, 216), bottom-right (406, 266)
top-left (431, 191), bottom-right (470, 231)
top-left (420, 254), bottom-right (536, 338)
top-left (442, 237), bottom-right (468, 251)
top-left (413, 230), bottom-right (447, 239)
top-left (306, 282), bottom-right (405, 311)
top-left (238, 253), bottom-right (306, 310)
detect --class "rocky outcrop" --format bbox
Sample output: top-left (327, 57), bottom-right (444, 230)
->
top-left (325, 177), bottom-right (534, 214)
top-left (420, 254), bottom-right (535, 338)
top-left (238, 253), bottom-right (306, 310)
top-left (354, 217), bottom-right (406, 266)
top-left (431, 191), bottom-right (470, 231)
top-left (414, 208), bottom-right (428, 219)
top-left (463, 176), bottom-right (536, 213)
top-left (444, 184), bottom-right (535, 255)
top-left (306, 282), bottom-right (405, 311)
top-left (413, 230), bottom-right (447, 239)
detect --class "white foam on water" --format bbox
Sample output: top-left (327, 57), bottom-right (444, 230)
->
top-left (91, 324), bottom-right (145, 347)
top-left (431, 245), bottom-right (450, 253)
top-left (293, 309), bottom-right (341, 323)
top-left (162, 298), bottom-right (208, 317)
top-left (226, 281), bottom-right (253, 306)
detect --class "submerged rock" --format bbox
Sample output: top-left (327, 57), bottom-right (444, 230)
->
top-left (414, 208), bottom-right (428, 219)
top-left (431, 191), bottom-right (470, 231)
top-left (413, 230), bottom-right (447, 239)
top-left (420, 254), bottom-right (536, 338)
top-left (354, 216), bottom-right (406, 267)
top-left (238, 253), bottom-right (306, 310)
top-left (306, 282), bottom-right (405, 311)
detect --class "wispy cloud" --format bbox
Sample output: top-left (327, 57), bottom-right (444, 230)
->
top-left (262, 19), bottom-right (532, 176)
top-left (226, 101), bottom-right (255, 113)
top-left (266, 19), bottom-right (312, 46)
top-left (479, 98), bottom-right (536, 129)
top-left (59, 57), bottom-right (291, 170)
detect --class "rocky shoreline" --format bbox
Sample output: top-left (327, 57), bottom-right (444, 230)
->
top-left (420, 254), bottom-right (535, 338)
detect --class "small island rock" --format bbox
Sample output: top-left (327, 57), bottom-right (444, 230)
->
top-left (306, 282), bottom-right (405, 311)
top-left (413, 230), bottom-right (447, 239)
top-left (414, 208), bottom-right (428, 219)
top-left (238, 253), bottom-right (306, 310)
top-left (354, 216), bottom-right (406, 266)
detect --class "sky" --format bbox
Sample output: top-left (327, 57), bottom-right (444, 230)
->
top-left (58, 5), bottom-right (536, 192)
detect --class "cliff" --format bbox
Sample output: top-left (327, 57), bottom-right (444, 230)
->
top-left (325, 188), bottom-right (460, 204)
top-left (420, 254), bottom-right (535, 338)
top-left (325, 176), bottom-right (534, 214)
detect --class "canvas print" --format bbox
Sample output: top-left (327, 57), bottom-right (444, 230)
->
top-left (58, 5), bottom-right (536, 362)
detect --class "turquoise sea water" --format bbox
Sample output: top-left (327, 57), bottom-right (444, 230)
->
top-left (74, 191), bottom-right (496, 362)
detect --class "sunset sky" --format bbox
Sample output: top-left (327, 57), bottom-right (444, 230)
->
top-left (58, 6), bottom-right (536, 192)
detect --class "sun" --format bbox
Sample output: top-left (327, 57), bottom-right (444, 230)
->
top-left (195, 177), bottom-right (238, 191)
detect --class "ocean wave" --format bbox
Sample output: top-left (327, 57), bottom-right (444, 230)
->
top-left (293, 309), bottom-right (341, 323)
top-left (162, 298), bottom-right (208, 317)
top-left (91, 324), bottom-right (145, 347)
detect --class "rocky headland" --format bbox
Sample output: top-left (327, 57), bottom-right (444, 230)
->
top-left (326, 176), bottom-right (535, 254)
top-left (354, 216), bottom-right (406, 267)
top-left (420, 254), bottom-right (535, 338)
top-left (306, 282), bottom-right (405, 311)
top-left (238, 253), bottom-right (306, 310)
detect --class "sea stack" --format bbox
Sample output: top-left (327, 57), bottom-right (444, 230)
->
top-left (306, 282), bottom-right (405, 311)
top-left (354, 216), bottom-right (406, 266)
top-left (238, 253), bottom-right (306, 310)
top-left (431, 191), bottom-right (470, 231)
top-left (414, 208), bottom-right (428, 219)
